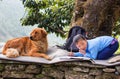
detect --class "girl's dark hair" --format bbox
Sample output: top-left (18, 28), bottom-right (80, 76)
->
top-left (73, 34), bottom-right (86, 43)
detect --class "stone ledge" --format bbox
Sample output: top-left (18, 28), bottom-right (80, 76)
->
top-left (0, 60), bottom-right (119, 79)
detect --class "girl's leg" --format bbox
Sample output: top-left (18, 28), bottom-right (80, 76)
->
top-left (97, 41), bottom-right (119, 60)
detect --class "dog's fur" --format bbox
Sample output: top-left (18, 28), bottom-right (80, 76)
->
top-left (2, 28), bottom-right (50, 60)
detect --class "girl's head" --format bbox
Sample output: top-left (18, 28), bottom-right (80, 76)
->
top-left (73, 34), bottom-right (87, 50)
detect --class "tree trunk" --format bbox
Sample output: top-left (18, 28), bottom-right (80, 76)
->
top-left (71, 0), bottom-right (120, 38)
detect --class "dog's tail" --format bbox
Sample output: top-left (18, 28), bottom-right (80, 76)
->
top-left (2, 40), bottom-right (13, 55)
top-left (2, 43), bottom-right (8, 55)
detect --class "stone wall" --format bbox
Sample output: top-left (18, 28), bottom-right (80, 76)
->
top-left (0, 60), bottom-right (120, 79)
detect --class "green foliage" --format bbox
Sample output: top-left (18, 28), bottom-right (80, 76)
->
top-left (0, 64), bottom-right (4, 71)
top-left (115, 35), bottom-right (120, 54)
top-left (21, 0), bottom-right (74, 37)
top-left (112, 18), bottom-right (120, 37)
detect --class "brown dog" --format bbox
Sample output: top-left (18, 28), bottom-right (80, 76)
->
top-left (2, 28), bottom-right (51, 60)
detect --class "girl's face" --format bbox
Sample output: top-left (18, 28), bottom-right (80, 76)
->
top-left (76, 39), bottom-right (87, 50)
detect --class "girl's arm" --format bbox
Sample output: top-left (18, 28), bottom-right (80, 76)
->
top-left (74, 52), bottom-right (84, 57)
top-left (68, 52), bottom-right (84, 57)
top-left (79, 49), bottom-right (86, 55)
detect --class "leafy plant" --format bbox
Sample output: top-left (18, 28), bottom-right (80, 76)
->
top-left (112, 18), bottom-right (120, 37)
top-left (21, 0), bottom-right (74, 37)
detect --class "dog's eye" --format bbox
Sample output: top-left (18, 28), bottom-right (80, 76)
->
top-left (35, 32), bottom-right (38, 34)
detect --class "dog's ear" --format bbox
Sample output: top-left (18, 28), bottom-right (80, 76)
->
top-left (41, 29), bottom-right (47, 37)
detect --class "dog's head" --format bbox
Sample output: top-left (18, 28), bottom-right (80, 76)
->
top-left (30, 28), bottom-right (47, 41)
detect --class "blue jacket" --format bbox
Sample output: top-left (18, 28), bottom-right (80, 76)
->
top-left (74, 36), bottom-right (114, 59)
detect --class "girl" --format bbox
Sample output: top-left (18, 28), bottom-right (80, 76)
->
top-left (69, 34), bottom-right (119, 60)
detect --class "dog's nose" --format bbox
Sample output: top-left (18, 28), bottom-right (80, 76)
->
top-left (30, 36), bottom-right (33, 40)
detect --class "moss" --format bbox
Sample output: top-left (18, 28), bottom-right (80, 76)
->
top-left (36, 74), bottom-right (44, 78)
top-left (36, 74), bottom-right (54, 79)
top-left (0, 64), bottom-right (5, 71)
top-left (103, 73), bottom-right (117, 79)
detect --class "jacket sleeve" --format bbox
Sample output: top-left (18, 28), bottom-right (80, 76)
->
top-left (73, 52), bottom-right (84, 57)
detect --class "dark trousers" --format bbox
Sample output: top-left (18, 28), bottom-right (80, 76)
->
top-left (97, 39), bottom-right (119, 60)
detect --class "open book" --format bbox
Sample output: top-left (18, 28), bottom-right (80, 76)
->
top-left (59, 55), bottom-right (120, 66)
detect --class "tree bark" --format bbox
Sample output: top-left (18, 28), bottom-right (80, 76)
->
top-left (71, 0), bottom-right (120, 38)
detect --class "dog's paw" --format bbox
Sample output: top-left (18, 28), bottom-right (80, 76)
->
top-left (48, 54), bottom-right (55, 59)
top-left (47, 56), bottom-right (53, 60)
top-left (6, 48), bottom-right (19, 58)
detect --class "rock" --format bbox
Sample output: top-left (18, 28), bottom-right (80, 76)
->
top-left (65, 70), bottom-right (89, 79)
top-left (103, 68), bottom-right (115, 73)
top-left (73, 67), bottom-right (89, 72)
top-left (2, 71), bottom-right (34, 78)
top-left (89, 69), bottom-right (102, 76)
top-left (5, 65), bottom-right (25, 71)
top-left (115, 66), bottom-right (120, 73)
top-left (42, 67), bottom-right (64, 79)
top-left (25, 65), bottom-right (41, 74)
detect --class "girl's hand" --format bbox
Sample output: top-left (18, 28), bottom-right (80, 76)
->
top-left (68, 52), bottom-right (74, 56)
top-left (79, 49), bottom-right (86, 55)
